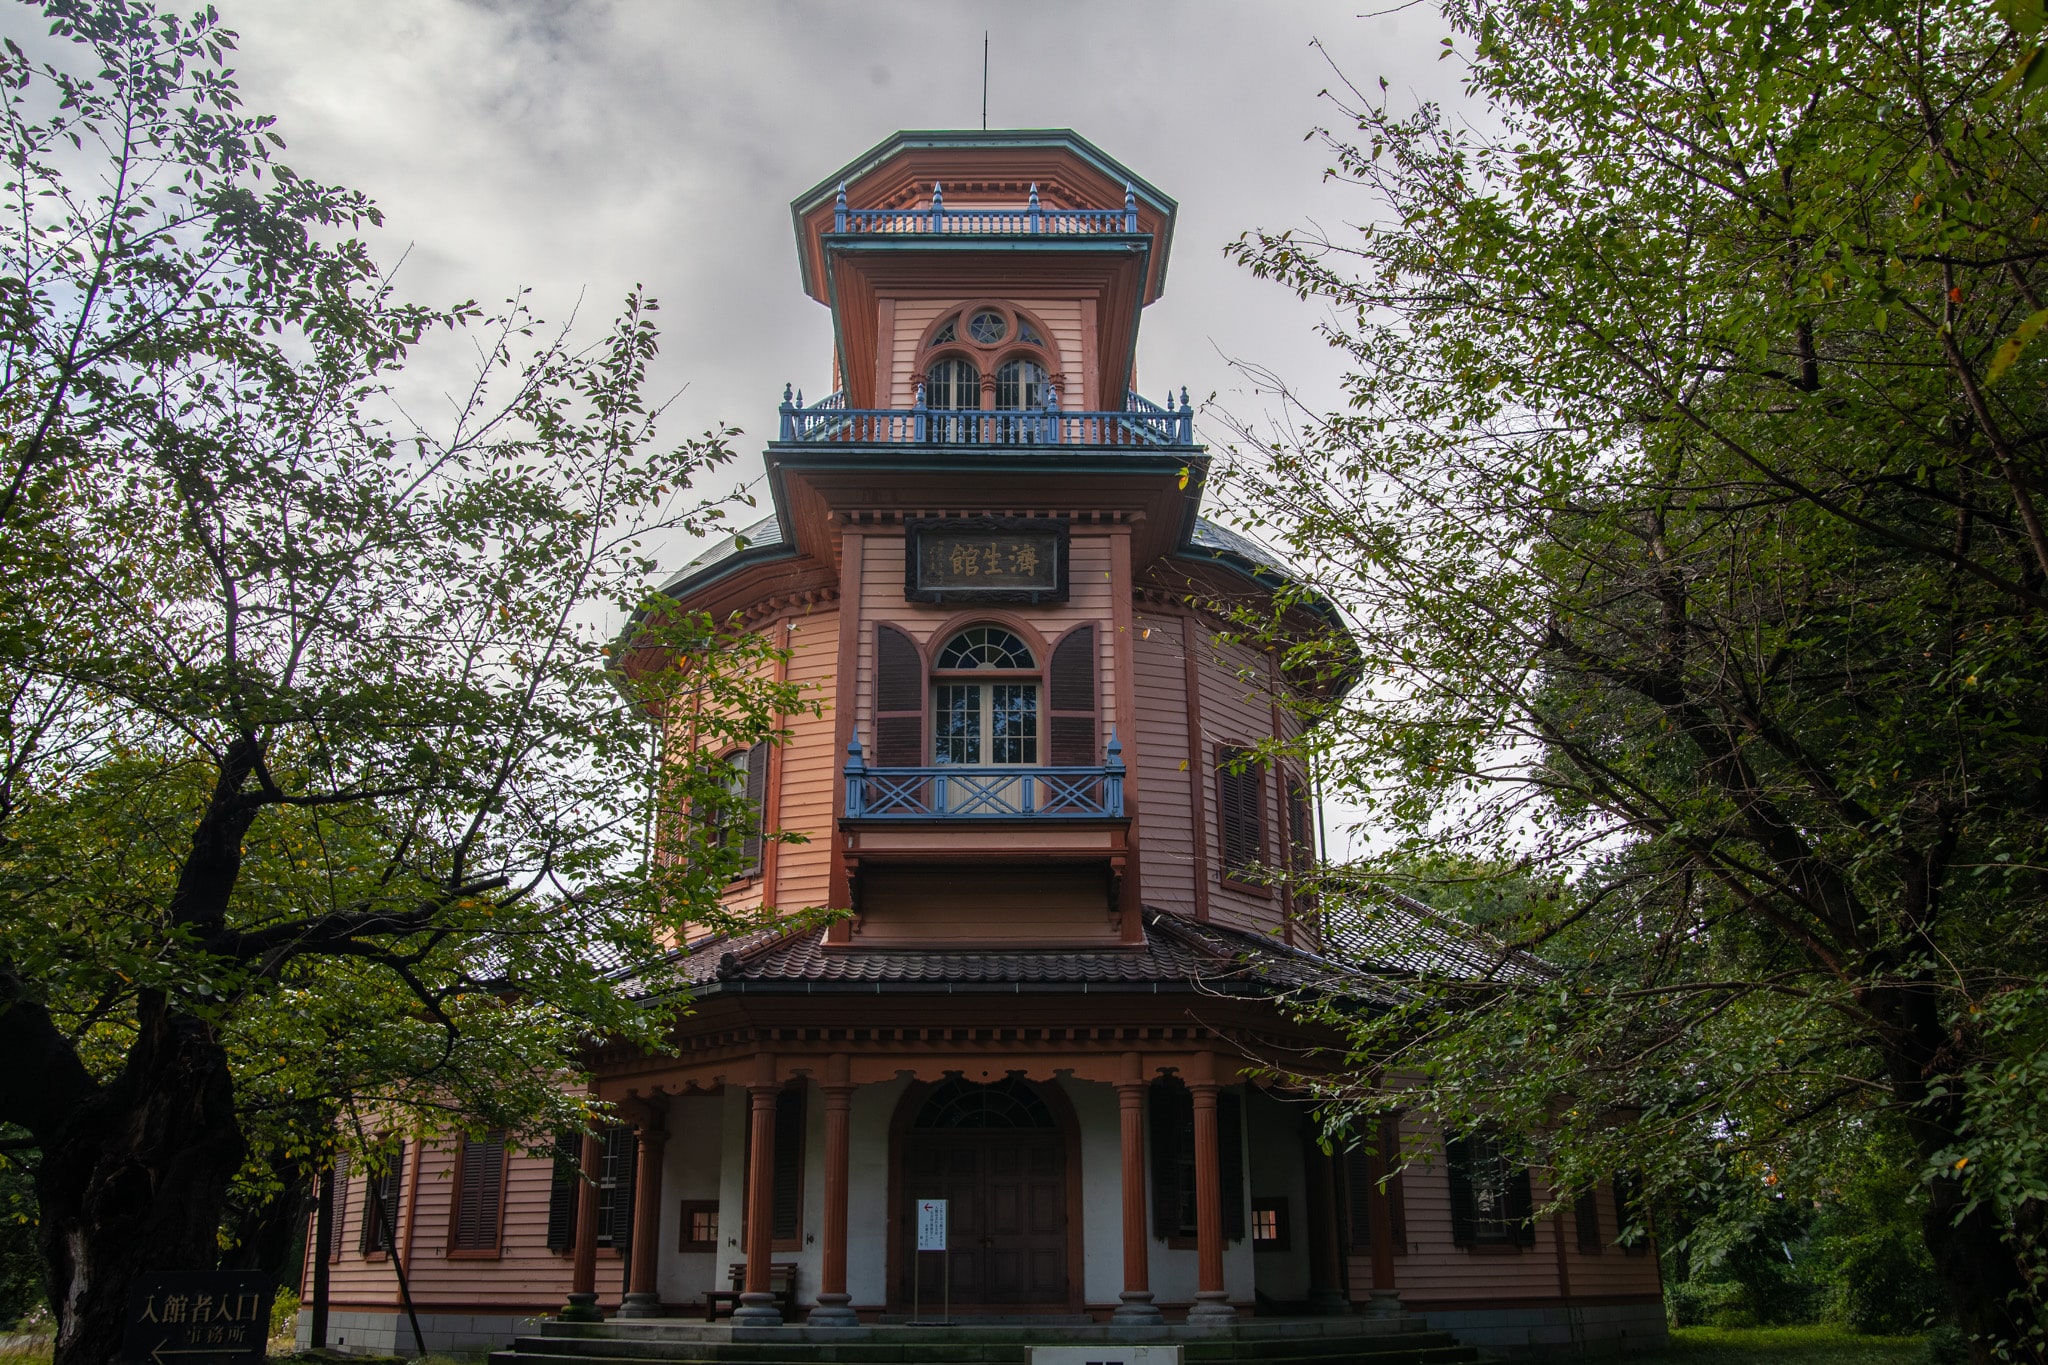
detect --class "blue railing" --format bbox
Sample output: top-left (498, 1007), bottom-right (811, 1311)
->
top-left (843, 733), bottom-right (1126, 820)
top-left (777, 386), bottom-right (1194, 447)
top-left (832, 182), bottom-right (1139, 236)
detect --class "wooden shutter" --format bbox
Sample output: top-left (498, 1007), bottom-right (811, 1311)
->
top-left (772, 1085), bottom-right (806, 1240)
top-left (1445, 1135), bottom-right (1477, 1247)
top-left (1613, 1170), bottom-right (1648, 1255)
top-left (451, 1133), bottom-right (506, 1252)
top-left (1574, 1189), bottom-right (1603, 1252)
top-left (1507, 1162), bottom-right (1537, 1247)
top-left (357, 1144), bottom-right (404, 1253)
top-left (326, 1152), bottom-right (352, 1262)
top-left (1047, 626), bottom-right (1097, 765)
top-left (596, 1125), bottom-right (636, 1248)
top-left (740, 742), bottom-right (769, 871)
top-left (1342, 1115), bottom-right (1406, 1254)
top-left (1148, 1081), bottom-right (1195, 1239)
top-left (545, 1131), bottom-right (580, 1253)
top-left (1286, 777), bottom-right (1315, 908)
top-left (1216, 746), bottom-right (1265, 876)
top-left (874, 624), bottom-right (923, 766)
top-left (1218, 1090), bottom-right (1246, 1241)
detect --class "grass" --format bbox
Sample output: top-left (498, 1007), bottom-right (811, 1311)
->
top-left (1635, 1325), bottom-right (1930, 1365)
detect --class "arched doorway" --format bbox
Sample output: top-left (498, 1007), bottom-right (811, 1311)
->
top-left (893, 1077), bottom-right (1074, 1308)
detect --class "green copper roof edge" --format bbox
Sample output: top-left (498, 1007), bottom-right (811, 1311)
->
top-left (791, 128), bottom-right (1178, 298)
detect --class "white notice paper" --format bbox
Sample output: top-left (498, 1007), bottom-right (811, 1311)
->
top-left (916, 1198), bottom-right (948, 1251)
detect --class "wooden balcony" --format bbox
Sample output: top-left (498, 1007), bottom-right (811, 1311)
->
top-left (842, 735), bottom-right (1124, 820)
top-left (777, 387), bottom-right (1194, 448)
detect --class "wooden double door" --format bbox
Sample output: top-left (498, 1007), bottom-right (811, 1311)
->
top-left (901, 1131), bottom-right (1068, 1306)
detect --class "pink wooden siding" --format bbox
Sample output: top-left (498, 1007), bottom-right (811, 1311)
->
top-left (1132, 610), bottom-right (1196, 911)
top-left (772, 608), bottom-right (841, 911)
top-left (853, 531), bottom-right (1120, 753)
top-left (305, 1141), bottom-right (602, 1314)
top-left (886, 297), bottom-right (1090, 408)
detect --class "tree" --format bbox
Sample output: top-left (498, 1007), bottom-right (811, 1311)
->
top-left (0, 6), bottom-right (810, 1362)
top-left (1220, 0), bottom-right (2048, 1356)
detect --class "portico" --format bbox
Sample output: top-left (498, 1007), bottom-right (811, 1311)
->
top-left (561, 911), bottom-right (1379, 1326)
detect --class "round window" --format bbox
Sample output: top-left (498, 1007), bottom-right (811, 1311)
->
top-left (968, 309), bottom-right (1008, 344)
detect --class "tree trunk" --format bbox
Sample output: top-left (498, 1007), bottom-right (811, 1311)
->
top-left (1922, 1169), bottom-right (2041, 1364)
top-left (36, 999), bottom-right (246, 1365)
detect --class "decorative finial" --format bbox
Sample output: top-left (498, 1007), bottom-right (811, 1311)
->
top-left (1028, 183), bottom-right (1039, 207)
top-left (833, 181), bottom-right (848, 232)
top-left (795, 389), bottom-right (803, 408)
top-left (782, 382), bottom-right (793, 405)
top-left (1180, 385), bottom-right (1191, 410)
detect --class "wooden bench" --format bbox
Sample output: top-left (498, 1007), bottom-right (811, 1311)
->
top-left (703, 1261), bottom-right (798, 1321)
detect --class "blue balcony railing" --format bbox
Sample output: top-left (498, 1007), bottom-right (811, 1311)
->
top-left (831, 181), bottom-right (1140, 237)
top-left (843, 733), bottom-right (1126, 820)
top-left (778, 386), bottom-right (1194, 447)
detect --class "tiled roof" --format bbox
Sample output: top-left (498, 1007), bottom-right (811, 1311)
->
top-left (646, 907), bottom-right (1402, 1005)
top-left (656, 512), bottom-right (788, 596)
top-left (1188, 517), bottom-right (1293, 578)
top-left (1320, 887), bottom-right (1553, 985)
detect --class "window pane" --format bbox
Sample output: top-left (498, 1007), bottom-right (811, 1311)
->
top-left (926, 358), bottom-right (978, 409)
top-left (995, 359), bottom-right (1047, 410)
top-left (934, 684), bottom-right (981, 764)
top-left (935, 625), bottom-right (1034, 670)
top-left (990, 684), bottom-right (1038, 764)
top-left (1468, 1134), bottom-right (1510, 1241)
top-left (968, 309), bottom-right (1007, 343)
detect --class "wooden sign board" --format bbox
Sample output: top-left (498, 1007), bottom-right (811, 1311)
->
top-left (118, 1272), bottom-right (273, 1365)
top-left (906, 518), bottom-right (1068, 604)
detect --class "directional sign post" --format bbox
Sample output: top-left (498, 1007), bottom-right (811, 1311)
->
top-left (118, 1272), bottom-right (273, 1365)
top-left (912, 1198), bottom-right (948, 1325)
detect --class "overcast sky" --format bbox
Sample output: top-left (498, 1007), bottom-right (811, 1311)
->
top-left (22, 0), bottom-right (1473, 855)
top-left (183, 1), bottom-right (1467, 529)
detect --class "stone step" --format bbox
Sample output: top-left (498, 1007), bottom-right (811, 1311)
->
top-left (488, 1322), bottom-right (1476, 1365)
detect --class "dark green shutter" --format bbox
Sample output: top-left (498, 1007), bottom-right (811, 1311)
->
top-left (1445, 1135), bottom-right (1477, 1247)
top-left (740, 743), bottom-right (768, 871)
top-left (772, 1085), bottom-right (805, 1240)
top-left (1507, 1162), bottom-right (1536, 1247)
top-left (1219, 1090), bottom-right (1246, 1242)
top-left (1574, 1189), bottom-right (1602, 1252)
top-left (358, 1144), bottom-right (404, 1253)
top-left (597, 1125), bottom-right (636, 1248)
top-left (1148, 1081), bottom-right (1194, 1238)
top-left (546, 1131), bottom-right (580, 1253)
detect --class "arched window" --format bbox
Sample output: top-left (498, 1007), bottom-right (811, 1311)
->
top-left (918, 303), bottom-right (1059, 418)
top-left (913, 1077), bottom-right (1056, 1130)
top-left (924, 356), bottom-right (978, 409)
top-left (931, 625), bottom-right (1036, 765)
top-left (994, 357), bottom-right (1048, 410)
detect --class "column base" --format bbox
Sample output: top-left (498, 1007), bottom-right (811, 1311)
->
top-left (731, 1292), bottom-right (784, 1327)
top-left (615, 1291), bottom-right (663, 1319)
top-left (1187, 1291), bottom-right (1237, 1324)
top-left (1365, 1289), bottom-right (1405, 1318)
top-left (807, 1293), bottom-right (860, 1327)
top-left (558, 1292), bottom-right (604, 1323)
top-left (1308, 1288), bottom-right (1352, 1316)
top-left (1112, 1290), bottom-right (1164, 1324)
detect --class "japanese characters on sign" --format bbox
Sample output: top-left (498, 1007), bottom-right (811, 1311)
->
top-left (917, 1198), bottom-right (949, 1252)
top-left (120, 1272), bottom-right (273, 1365)
top-left (906, 518), bottom-right (1068, 603)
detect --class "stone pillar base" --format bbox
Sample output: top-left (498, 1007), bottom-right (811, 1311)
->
top-left (558, 1292), bottom-right (604, 1323)
top-left (1365, 1289), bottom-right (1405, 1318)
top-left (615, 1291), bottom-right (663, 1319)
top-left (731, 1291), bottom-right (783, 1327)
top-left (807, 1293), bottom-right (860, 1327)
top-left (1112, 1290), bottom-right (1164, 1324)
top-left (1308, 1288), bottom-right (1352, 1316)
top-left (1187, 1291), bottom-right (1237, 1324)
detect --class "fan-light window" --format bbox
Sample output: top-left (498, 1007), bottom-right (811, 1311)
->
top-left (968, 309), bottom-right (1007, 344)
top-left (932, 626), bottom-right (1037, 765)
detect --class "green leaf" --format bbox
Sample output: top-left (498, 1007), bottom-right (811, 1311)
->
top-left (1986, 306), bottom-right (2048, 383)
